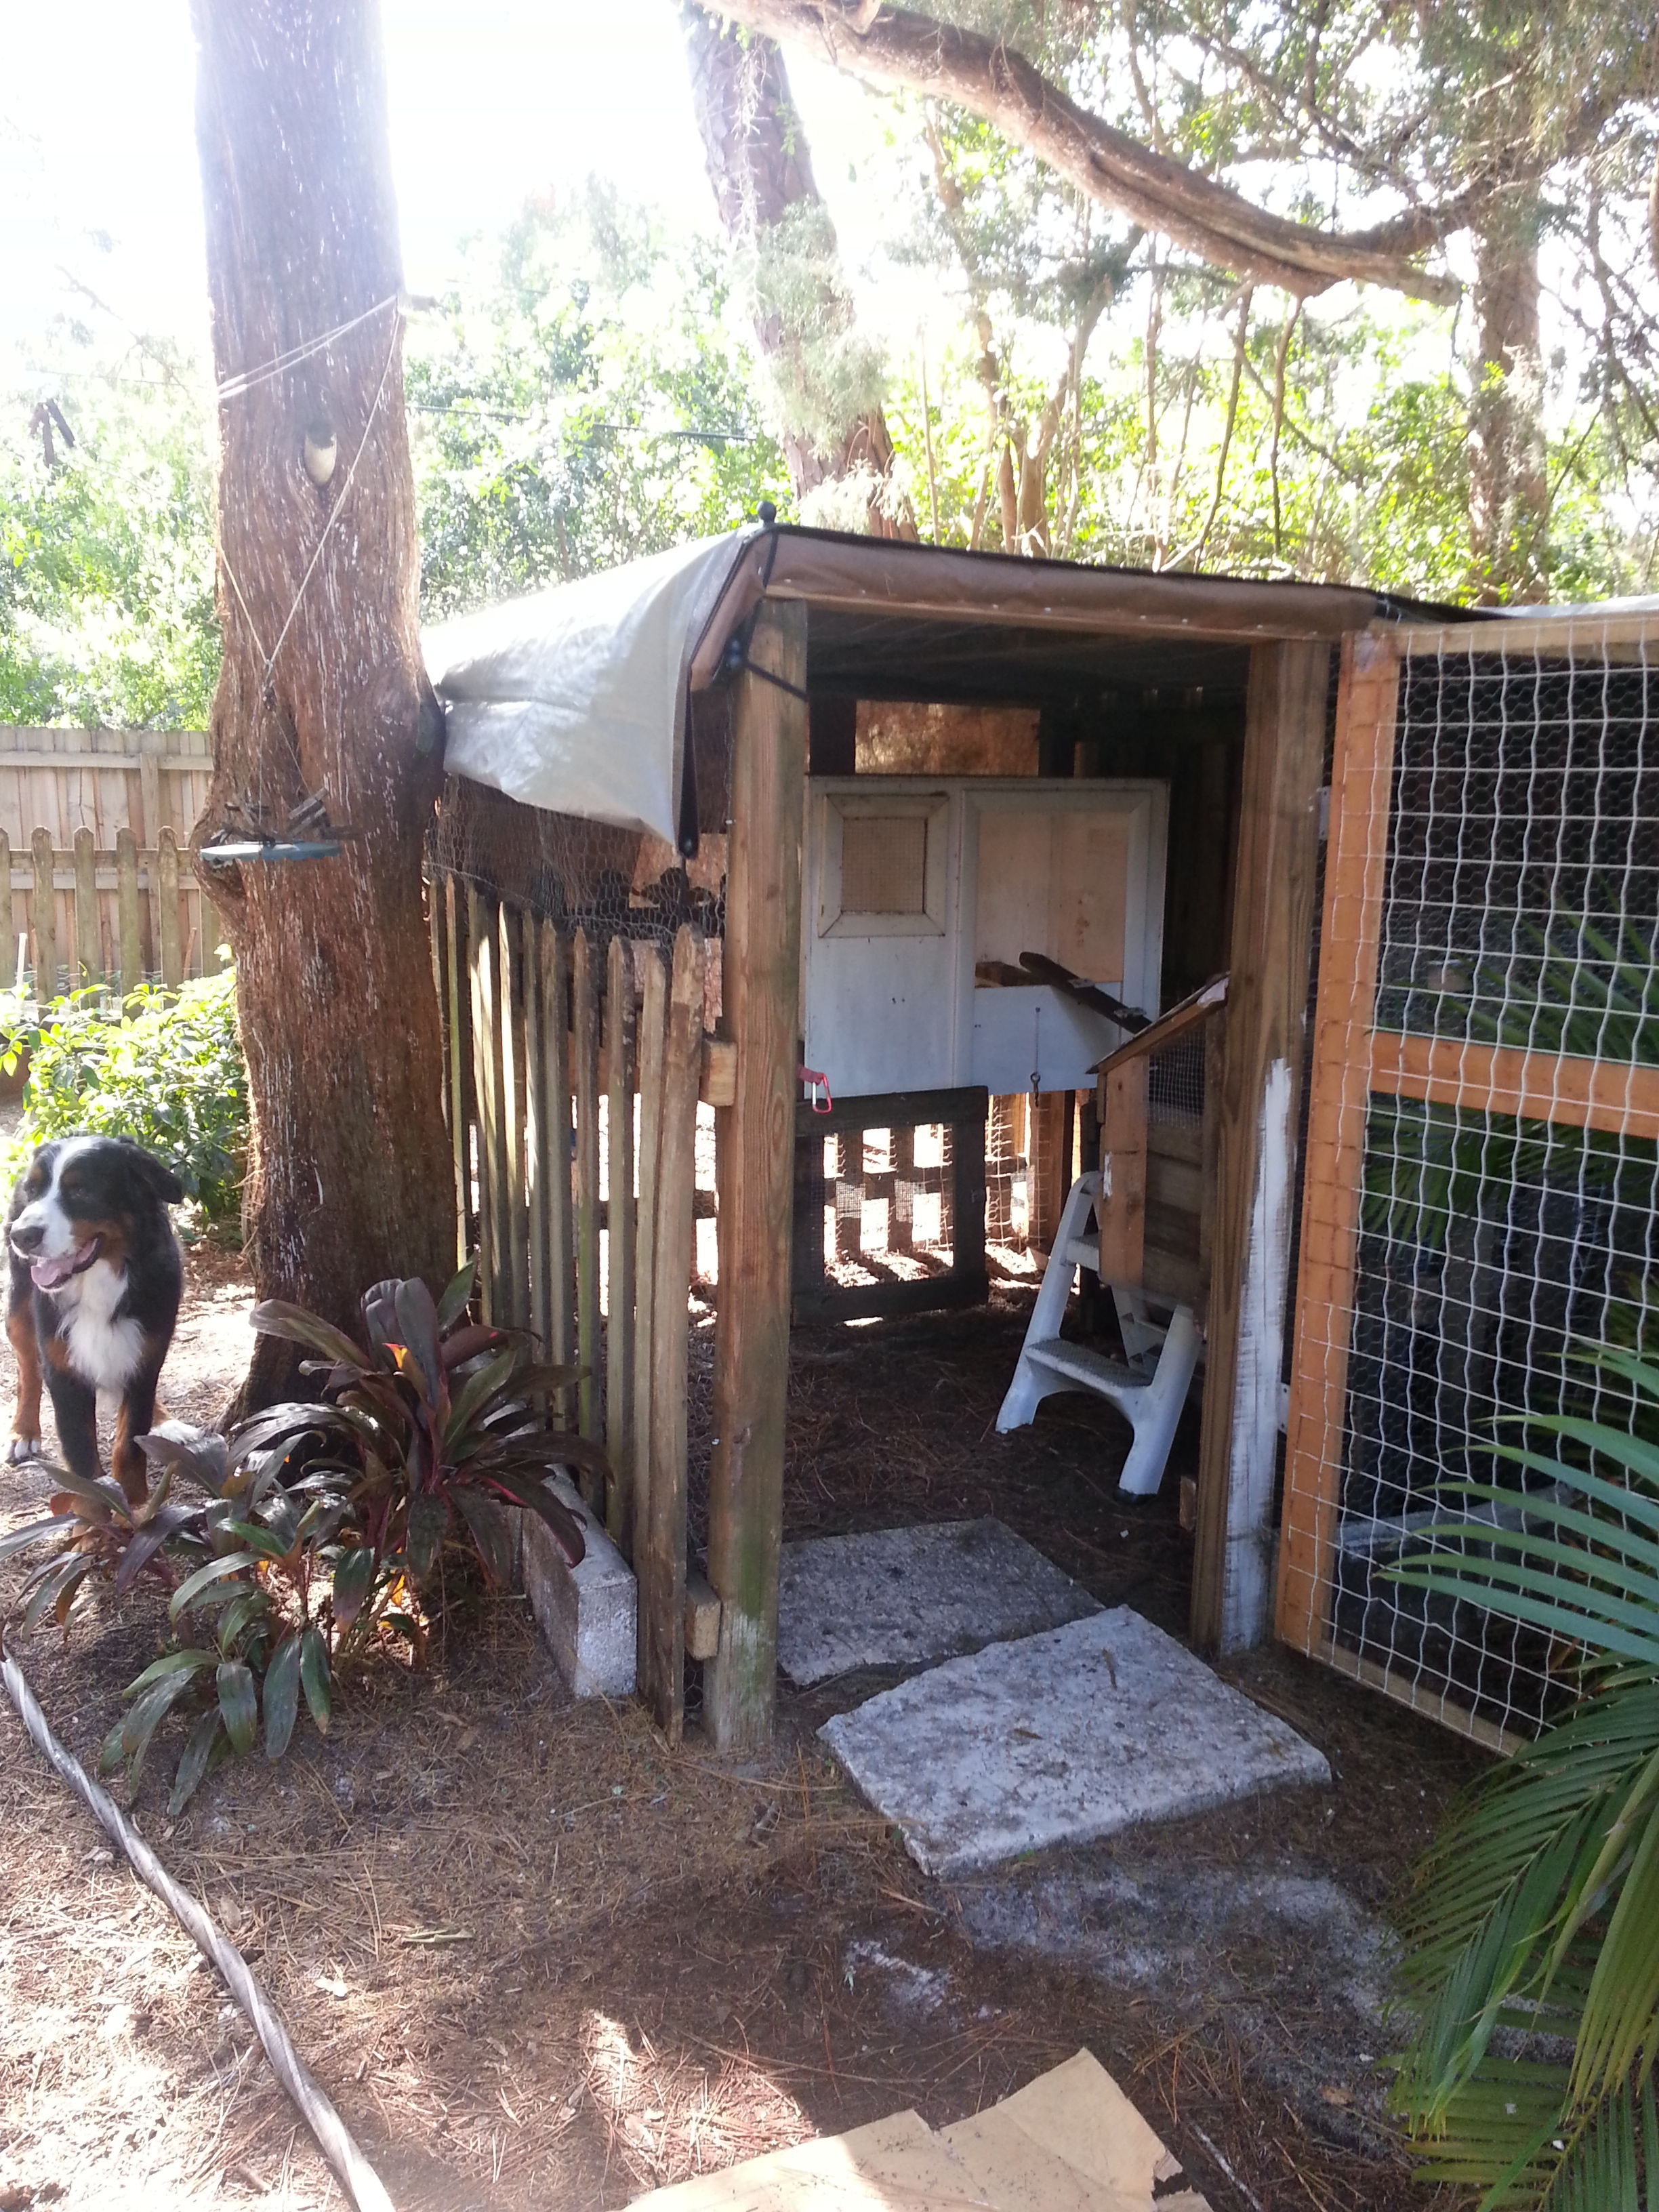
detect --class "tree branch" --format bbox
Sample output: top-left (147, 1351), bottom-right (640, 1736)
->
top-left (710, 0), bottom-right (1467, 302)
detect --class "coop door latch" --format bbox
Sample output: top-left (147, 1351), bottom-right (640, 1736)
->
top-left (799, 1065), bottom-right (833, 1114)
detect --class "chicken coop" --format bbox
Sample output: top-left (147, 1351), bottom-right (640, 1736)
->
top-left (425, 522), bottom-right (1470, 1750)
top-left (1279, 605), bottom-right (1659, 1750)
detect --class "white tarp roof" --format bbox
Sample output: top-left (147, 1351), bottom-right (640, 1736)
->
top-left (424, 527), bottom-right (755, 846)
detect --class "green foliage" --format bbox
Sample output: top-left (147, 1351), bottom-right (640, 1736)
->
top-left (748, 199), bottom-right (885, 459)
top-left (0, 333), bottom-right (218, 728)
top-left (1385, 1347), bottom-right (1659, 2207)
top-left (0, 1260), bottom-right (604, 1814)
top-left (3, 972), bottom-right (247, 1223)
top-left (409, 184), bottom-right (787, 619)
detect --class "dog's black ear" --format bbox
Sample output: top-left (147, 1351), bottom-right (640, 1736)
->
top-left (115, 1139), bottom-right (186, 1206)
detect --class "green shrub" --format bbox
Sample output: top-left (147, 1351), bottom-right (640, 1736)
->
top-left (2, 970), bottom-right (247, 1223)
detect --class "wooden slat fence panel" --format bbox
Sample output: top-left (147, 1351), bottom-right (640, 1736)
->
top-left (432, 872), bottom-right (708, 1734)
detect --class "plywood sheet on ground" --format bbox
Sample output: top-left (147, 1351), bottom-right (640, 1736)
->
top-left (819, 1609), bottom-right (1331, 1875)
top-left (627, 2049), bottom-right (1208, 2210)
top-left (777, 1519), bottom-right (1100, 1687)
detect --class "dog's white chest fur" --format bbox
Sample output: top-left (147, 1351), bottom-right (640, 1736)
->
top-left (55, 1261), bottom-right (145, 1391)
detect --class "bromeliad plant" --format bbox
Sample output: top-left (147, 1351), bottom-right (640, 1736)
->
top-left (1385, 1346), bottom-right (1659, 2209)
top-left (0, 1259), bottom-right (601, 1815)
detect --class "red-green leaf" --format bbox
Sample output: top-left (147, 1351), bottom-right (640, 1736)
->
top-left (121, 1672), bottom-right (200, 1786)
top-left (112, 1502), bottom-right (197, 1598)
top-left (125, 1648), bottom-right (218, 1698)
top-left (263, 1635), bottom-right (301, 1759)
top-left (453, 1485), bottom-right (516, 1587)
top-left (0, 1513), bottom-right (77, 1564)
top-left (435, 1256), bottom-right (477, 1333)
top-left (249, 1301), bottom-right (371, 1372)
top-left (169, 1709), bottom-right (225, 1816)
top-left (299, 1627), bottom-right (331, 1734)
top-left (405, 1494), bottom-right (448, 1581)
top-left (169, 1552), bottom-right (259, 1623)
top-left (481, 1468), bottom-right (588, 1567)
top-left (331, 1546), bottom-right (377, 1631)
top-left (217, 1660), bottom-right (258, 1753)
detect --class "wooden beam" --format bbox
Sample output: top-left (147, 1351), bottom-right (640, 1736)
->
top-left (73, 827), bottom-right (100, 985)
top-left (115, 829), bottom-right (142, 998)
top-left (705, 597), bottom-right (808, 1755)
top-left (639, 924), bottom-right (703, 1745)
top-left (1097, 1058), bottom-right (1147, 1284)
top-left (499, 902), bottom-right (531, 1330)
top-left (1368, 1029), bottom-right (1659, 1145)
top-left (1191, 638), bottom-right (1332, 1656)
top-left (1390, 611), bottom-right (1659, 660)
top-left (572, 928), bottom-right (601, 1463)
top-left (632, 943), bottom-right (668, 1573)
top-left (156, 830), bottom-right (180, 989)
top-left (1275, 636), bottom-right (1400, 1658)
top-left (605, 934), bottom-right (637, 1551)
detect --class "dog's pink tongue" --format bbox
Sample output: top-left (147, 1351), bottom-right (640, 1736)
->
top-left (30, 1244), bottom-right (91, 1291)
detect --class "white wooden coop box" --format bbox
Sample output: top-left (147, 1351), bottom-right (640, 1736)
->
top-left (800, 775), bottom-right (1168, 1100)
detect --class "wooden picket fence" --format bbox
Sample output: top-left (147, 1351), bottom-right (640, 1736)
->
top-left (0, 726), bottom-right (217, 995)
top-left (431, 869), bottom-right (712, 1742)
top-left (1, 825), bottom-right (212, 998)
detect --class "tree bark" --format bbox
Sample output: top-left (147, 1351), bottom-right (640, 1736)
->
top-left (697, 0), bottom-right (1467, 304)
top-left (1470, 208), bottom-right (1549, 603)
top-left (679, 2), bottom-right (914, 532)
top-left (192, 0), bottom-right (455, 1408)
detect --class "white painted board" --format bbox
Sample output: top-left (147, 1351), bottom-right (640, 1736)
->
top-left (801, 777), bottom-right (1167, 1101)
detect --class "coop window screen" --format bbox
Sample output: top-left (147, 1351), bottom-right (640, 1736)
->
top-left (817, 792), bottom-right (948, 938)
top-left (1282, 621), bottom-right (1659, 1746)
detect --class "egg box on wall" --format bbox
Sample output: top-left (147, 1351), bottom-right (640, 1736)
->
top-left (801, 777), bottom-right (1168, 1099)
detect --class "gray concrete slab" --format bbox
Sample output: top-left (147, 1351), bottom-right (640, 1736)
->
top-left (777, 1518), bottom-right (1101, 1687)
top-left (523, 1473), bottom-right (636, 1699)
top-left (820, 1609), bottom-right (1332, 1876)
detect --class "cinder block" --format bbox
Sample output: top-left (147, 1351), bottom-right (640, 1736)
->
top-left (521, 1473), bottom-right (636, 1698)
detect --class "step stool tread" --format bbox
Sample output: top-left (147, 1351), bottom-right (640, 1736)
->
top-left (1024, 1338), bottom-right (1149, 1393)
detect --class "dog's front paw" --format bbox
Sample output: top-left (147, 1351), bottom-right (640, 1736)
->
top-left (7, 1434), bottom-right (43, 1465)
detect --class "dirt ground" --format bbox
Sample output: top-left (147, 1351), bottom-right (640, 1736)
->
top-left (0, 1246), bottom-right (1483, 2211)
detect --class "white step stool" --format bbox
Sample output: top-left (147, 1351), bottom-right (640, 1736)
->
top-left (996, 1170), bottom-right (1202, 1498)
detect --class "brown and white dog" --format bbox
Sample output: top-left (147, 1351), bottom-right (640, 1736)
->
top-left (6, 1137), bottom-right (184, 1503)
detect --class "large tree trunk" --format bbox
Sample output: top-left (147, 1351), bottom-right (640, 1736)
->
top-left (192, 0), bottom-right (454, 1408)
top-left (1469, 208), bottom-right (1549, 604)
top-left (679, 3), bottom-right (914, 534)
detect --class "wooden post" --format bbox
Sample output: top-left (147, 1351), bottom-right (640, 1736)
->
top-left (73, 827), bottom-right (99, 987)
top-left (834, 1131), bottom-right (862, 1261)
top-left (605, 935), bottom-right (637, 1550)
top-left (1191, 638), bottom-right (1332, 1656)
top-left (443, 878), bottom-right (474, 1270)
top-left (705, 598), bottom-right (807, 1754)
top-left (0, 832), bottom-right (14, 990)
top-left (889, 1124), bottom-right (915, 1254)
top-left (539, 923), bottom-right (575, 1412)
top-left (1276, 634), bottom-right (1401, 1656)
top-left (1028, 1089), bottom-right (1073, 1254)
top-left (116, 830), bottom-right (142, 1000)
top-left (499, 904), bottom-right (533, 1328)
top-left (632, 941), bottom-right (668, 1568)
top-left (572, 928), bottom-right (601, 1468)
top-left (523, 906), bottom-right (550, 1355)
top-left (30, 828), bottom-right (55, 1001)
top-left (1098, 1059), bottom-right (1149, 1283)
top-left (638, 928), bottom-right (703, 1742)
top-left (467, 886), bottom-right (506, 1324)
top-left (157, 830), bottom-right (182, 989)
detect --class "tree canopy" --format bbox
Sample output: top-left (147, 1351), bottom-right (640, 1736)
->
top-left (5, 0), bottom-right (1659, 729)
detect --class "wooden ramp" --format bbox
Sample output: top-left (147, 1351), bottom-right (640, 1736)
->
top-left (628, 2049), bottom-right (1209, 2211)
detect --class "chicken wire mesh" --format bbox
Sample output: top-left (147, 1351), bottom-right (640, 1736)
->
top-left (1284, 623), bottom-right (1659, 1743)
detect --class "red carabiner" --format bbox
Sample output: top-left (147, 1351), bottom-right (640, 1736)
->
top-left (798, 1065), bottom-right (833, 1114)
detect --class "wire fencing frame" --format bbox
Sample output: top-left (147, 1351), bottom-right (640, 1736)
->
top-left (1277, 613), bottom-right (1659, 1748)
